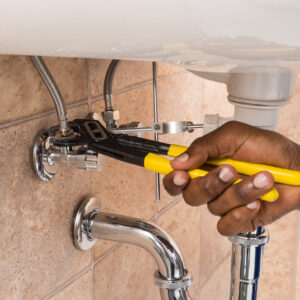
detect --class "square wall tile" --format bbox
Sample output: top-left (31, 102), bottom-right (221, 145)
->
top-left (0, 55), bottom-right (88, 125)
top-left (0, 106), bottom-right (91, 299)
top-left (49, 271), bottom-right (92, 300)
top-left (94, 244), bottom-right (160, 300)
top-left (158, 200), bottom-right (201, 298)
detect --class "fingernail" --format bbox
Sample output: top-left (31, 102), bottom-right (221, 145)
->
top-left (173, 174), bottom-right (188, 186)
top-left (253, 173), bottom-right (270, 189)
top-left (218, 167), bottom-right (235, 182)
top-left (247, 201), bottom-right (258, 210)
top-left (174, 153), bottom-right (189, 163)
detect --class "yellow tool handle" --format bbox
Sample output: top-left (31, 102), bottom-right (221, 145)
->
top-left (168, 144), bottom-right (300, 186)
top-left (144, 153), bottom-right (278, 202)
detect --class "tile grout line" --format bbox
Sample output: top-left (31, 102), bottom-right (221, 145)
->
top-left (113, 70), bottom-right (188, 95)
top-left (292, 211), bottom-right (300, 300)
top-left (89, 70), bottom-right (188, 104)
top-left (43, 265), bottom-right (92, 300)
top-left (199, 251), bottom-right (231, 290)
top-left (93, 243), bottom-right (123, 266)
top-left (44, 242), bottom-right (122, 300)
top-left (0, 100), bottom-right (89, 130)
top-left (157, 197), bottom-right (183, 218)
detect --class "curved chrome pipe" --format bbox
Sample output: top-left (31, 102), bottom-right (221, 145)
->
top-left (92, 212), bottom-right (186, 279)
top-left (30, 56), bottom-right (69, 134)
top-left (73, 198), bottom-right (192, 300)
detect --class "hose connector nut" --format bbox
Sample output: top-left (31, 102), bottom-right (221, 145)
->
top-left (102, 109), bottom-right (120, 122)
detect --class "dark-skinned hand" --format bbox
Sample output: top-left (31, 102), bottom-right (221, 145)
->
top-left (163, 121), bottom-right (300, 236)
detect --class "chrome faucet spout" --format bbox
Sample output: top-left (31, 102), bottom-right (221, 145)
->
top-left (73, 198), bottom-right (193, 300)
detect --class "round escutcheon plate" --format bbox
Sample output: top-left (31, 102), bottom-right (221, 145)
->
top-left (73, 197), bottom-right (101, 251)
top-left (32, 130), bottom-right (57, 182)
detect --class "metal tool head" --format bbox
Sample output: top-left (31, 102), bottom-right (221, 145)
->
top-left (52, 119), bottom-right (147, 167)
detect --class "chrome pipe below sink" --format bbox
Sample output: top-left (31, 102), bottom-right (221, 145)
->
top-left (73, 198), bottom-right (192, 300)
top-left (229, 227), bottom-right (269, 300)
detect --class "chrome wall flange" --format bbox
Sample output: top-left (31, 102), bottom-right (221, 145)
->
top-left (73, 197), bottom-right (100, 251)
top-left (33, 129), bottom-right (57, 182)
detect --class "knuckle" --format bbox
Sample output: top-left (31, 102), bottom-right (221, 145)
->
top-left (191, 136), bottom-right (203, 146)
top-left (232, 182), bottom-right (248, 202)
top-left (203, 179), bottom-right (217, 198)
top-left (232, 210), bottom-right (242, 221)
top-left (162, 175), bottom-right (179, 196)
top-left (183, 188), bottom-right (203, 206)
top-left (183, 193), bottom-right (198, 206)
top-left (207, 202), bottom-right (221, 216)
top-left (221, 120), bottom-right (240, 131)
top-left (183, 179), bottom-right (208, 206)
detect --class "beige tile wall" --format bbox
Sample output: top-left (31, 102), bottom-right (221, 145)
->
top-left (0, 55), bottom-right (299, 300)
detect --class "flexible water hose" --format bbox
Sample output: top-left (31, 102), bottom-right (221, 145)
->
top-left (30, 56), bottom-right (69, 134)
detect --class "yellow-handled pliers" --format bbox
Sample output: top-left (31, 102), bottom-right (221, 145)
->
top-left (54, 119), bottom-right (300, 202)
top-left (116, 135), bottom-right (300, 202)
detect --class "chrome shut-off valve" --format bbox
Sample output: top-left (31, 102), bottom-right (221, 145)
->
top-left (33, 125), bottom-right (102, 182)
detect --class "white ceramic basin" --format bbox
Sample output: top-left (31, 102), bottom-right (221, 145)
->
top-left (1, 0), bottom-right (300, 73)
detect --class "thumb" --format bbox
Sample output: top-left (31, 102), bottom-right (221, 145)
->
top-left (170, 142), bottom-right (209, 170)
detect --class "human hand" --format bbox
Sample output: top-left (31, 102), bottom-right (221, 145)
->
top-left (163, 121), bottom-right (300, 236)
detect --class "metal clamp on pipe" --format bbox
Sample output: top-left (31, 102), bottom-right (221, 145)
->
top-left (73, 197), bottom-right (193, 300)
top-left (110, 120), bottom-right (204, 135)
